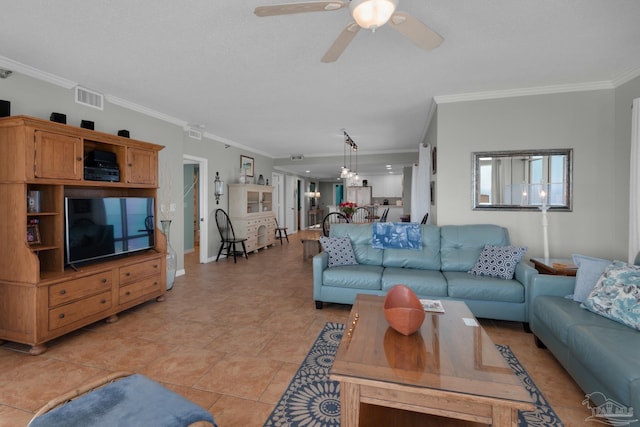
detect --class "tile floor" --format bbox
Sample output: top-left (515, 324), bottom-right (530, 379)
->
top-left (0, 232), bottom-right (593, 426)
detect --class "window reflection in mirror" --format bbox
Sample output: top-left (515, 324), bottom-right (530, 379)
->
top-left (472, 149), bottom-right (573, 211)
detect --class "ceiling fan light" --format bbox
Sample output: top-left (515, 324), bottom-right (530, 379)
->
top-left (350, 0), bottom-right (398, 30)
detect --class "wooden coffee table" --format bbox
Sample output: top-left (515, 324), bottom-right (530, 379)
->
top-left (330, 294), bottom-right (534, 426)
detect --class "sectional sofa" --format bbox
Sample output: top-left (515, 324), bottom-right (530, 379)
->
top-left (529, 256), bottom-right (640, 421)
top-left (312, 223), bottom-right (538, 324)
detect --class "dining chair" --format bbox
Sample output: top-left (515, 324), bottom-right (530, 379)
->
top-left (379, 208), bottom-right (389, 223)
top-left (352, 207), bottom-right (369, 223)
top-left (215, 209), bottom-right (248, 263)
top-left (274, 217), bottom-right (289, 244)
top-left (322, 212), bottom-right (349, 237)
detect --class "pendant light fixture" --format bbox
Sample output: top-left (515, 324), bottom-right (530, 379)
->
top-left (341, 130), bottom-right (359, 180)
top-left (340, 132), bottom-right (350, 178)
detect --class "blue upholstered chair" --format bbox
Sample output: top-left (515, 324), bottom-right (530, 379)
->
top-left (28, 372), bottom-right (217, 427)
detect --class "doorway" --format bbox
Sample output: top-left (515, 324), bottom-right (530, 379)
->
top-left (183, 155), bottom-right (209, 264)
top-left (334, 183), bottom-right (344, 205)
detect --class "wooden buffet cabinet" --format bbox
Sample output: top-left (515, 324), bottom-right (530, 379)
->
top-left (228, 184), bottom-right (276, 252)
top-left (0, 116), bottom-right (166, 355)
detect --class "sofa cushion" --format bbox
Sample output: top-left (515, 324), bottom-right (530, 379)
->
top-left (381, 267), bottom-right (448, 296)
top-left (568, 325), bottom-right (640, 406)
top-left (382, 225), bottom-right (441, 270)
top-left (467, 245), bottom-right (527, 280)
top-left (440, 225), bottom-right (510, 272)
top-left (582, 261), bottom-right (640, 330)
top-left (319, 236), bottom-right (357, 267)
top-left (444, 271), bottom-right (524, 302)
top-left (372, 222), bottom-right (422, 249)
top-left (330, 224), bottom-right (383, 266)
top-left (323, 264), bottom-right (384, 290)
top-left (532, 296), bottom-right (623, 344)
top-left (572, 254), bottom-right (611, 303)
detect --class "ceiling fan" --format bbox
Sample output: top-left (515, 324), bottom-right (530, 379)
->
top-left (254, 0), bottom-right (443, 62)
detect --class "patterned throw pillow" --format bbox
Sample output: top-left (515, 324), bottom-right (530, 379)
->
top-left (582, 261), bottom-right (640, 331)
top-left (468, 245), bottom-right (527, 280)
top-left (372, 222), bottom-right (422, 250)
top-left (319, 236), bottom-right (357, 267)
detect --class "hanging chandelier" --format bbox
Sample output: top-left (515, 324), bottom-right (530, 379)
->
top-left (341, 131), bottom-right (358, 180)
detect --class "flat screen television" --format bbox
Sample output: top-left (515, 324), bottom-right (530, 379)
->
top-left (65, 197), bottom-right (155, 266)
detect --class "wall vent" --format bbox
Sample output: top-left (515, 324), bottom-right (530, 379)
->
top-left (188, 128), bottom-right (202, 140)
top-left (75, 86), bottom-right (104, 110)
top-left (290, 154), bottom-right (304, 161)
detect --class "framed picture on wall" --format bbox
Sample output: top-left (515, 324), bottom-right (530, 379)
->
top-left (27, 224), bottom-right (41, 245)
top-left (240, 155), bottom-right (254, 177)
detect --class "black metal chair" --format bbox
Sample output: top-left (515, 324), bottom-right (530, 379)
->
top-left (215, 208), bottom-right (248, 263)
top-left (379, 208), bottom-right (389, 223)
top-left (322, 212), bottom-right (349, 237)
top-left (274, 217), bottom-right (289, 244)
top-left (420, 213), bottom-right (429, 224)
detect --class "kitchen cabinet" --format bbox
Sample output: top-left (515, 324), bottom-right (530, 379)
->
top-left (346, 186), bottom-right (372, 205)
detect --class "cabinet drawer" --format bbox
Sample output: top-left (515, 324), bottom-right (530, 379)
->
top-left (49, 272), bottom-right (113, 307)
top-left (245, 239), bottom-right (258, 252)
top-left (119, 258), bottom-right (162, 285)
top-left (49, 291), bottom-right (112, 330)
top-left (119, 275), bottom-right (162, 304)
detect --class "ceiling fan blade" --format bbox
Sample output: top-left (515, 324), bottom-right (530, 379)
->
top-left (321, 22), bottom-right (360, 63)
top-left (254, 1), bottom-right (347, 17)
top-left (388, 11), bottom-right (443, 51)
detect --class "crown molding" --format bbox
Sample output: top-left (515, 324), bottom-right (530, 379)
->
top-left (0, 55), bottom-right (76, 89)
top-left (433, 80), bottom-right (615, 104)
top-left (201, 131), bottom-right (272, 158)
top-left (611, 66), bottom-right (640, 87)
top-left (104, 95), bottom-right (189, 128)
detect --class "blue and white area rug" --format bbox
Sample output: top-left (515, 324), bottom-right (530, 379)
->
top-left (264, 322), bottom-right (563, 427)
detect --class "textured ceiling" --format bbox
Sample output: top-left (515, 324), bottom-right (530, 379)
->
top-left (1, 1), bottom-right (639, 179)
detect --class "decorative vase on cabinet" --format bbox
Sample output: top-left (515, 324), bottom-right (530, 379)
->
top-left (161, 220), bottom-right (177, 290)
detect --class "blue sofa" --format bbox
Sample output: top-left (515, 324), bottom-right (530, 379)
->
top-left (529, 269), bottom-right (640, 420)
top-left (313, 223), bottom-right (538, 324)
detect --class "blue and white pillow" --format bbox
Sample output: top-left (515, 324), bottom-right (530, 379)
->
top-left (319, 236), bottom-right (357, 267)
top-left (468, 245), bottom-right (527, 280)
top-left (582, 261), bottom-right (640, 331)
top-left (371, 222), bottom-right (422, 250)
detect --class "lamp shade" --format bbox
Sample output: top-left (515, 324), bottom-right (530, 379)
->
top-left (350, 0), bottom-right (398, 30)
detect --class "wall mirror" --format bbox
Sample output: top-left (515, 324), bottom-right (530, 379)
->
top-left (472, 149), bottom-right (573, 211)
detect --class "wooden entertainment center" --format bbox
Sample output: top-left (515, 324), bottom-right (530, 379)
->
top-left (0, 116), bottom-right (166, 355)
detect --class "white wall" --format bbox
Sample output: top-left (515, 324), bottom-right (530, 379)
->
top-left (435, 89), bottom-right (626, 260)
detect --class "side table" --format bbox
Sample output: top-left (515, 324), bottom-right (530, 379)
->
top-left (300, 229), bottom-right (322, 261)
top-left (530, 257), bottom-right (577, 276)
